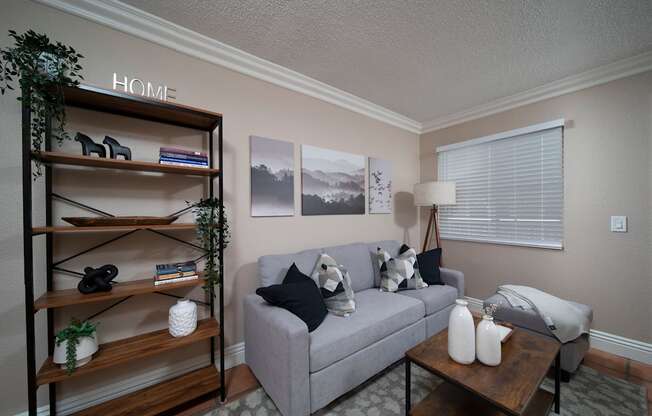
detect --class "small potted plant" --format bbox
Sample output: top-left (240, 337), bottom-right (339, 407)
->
top-left (53, 319), bottom-right (98, 374)
top-left (191, 197), bottom-right (230, 295)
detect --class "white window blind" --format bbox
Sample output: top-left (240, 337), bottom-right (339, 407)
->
top-left (437, 122), bottom-right (564, 249)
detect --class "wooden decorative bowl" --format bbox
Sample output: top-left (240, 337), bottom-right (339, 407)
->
top-left (62, 216), bottom-right (179, 227)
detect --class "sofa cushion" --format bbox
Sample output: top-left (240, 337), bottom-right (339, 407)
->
top-left (259, 248), bottom-right (322, 287)
top-left (367, 240), bottom-right (402, 287)
top-left (309, 289), bottom-right (424, 372)
top-left (377, 244), bottom-right (428, 292)
top-left (321, 243), bottom-right (374, 292)
top-left (398, 284), bottom-right (458, 316)
top-left (255, 263), bottom-right (328, 332)
top-left (311, 253), bottom-right (356, 316)
top-left (417, 248), bottom-right (443, 285)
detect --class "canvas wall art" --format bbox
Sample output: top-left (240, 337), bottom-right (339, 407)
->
top-left (250, 136), bottom-right (294, 217)
top-left (369, 158), bottom-right (392, 214)
top-left (301, 145), bottom-right (365, 215)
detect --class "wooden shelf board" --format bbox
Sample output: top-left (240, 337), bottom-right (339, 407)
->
top-left (33, 151), bottom-right (219, 176)
top-left (62, 84), bottom-right (222, 131)
top-left (72, 365), bottom-right (221, 416)
top-left (410, 382), bottom-right (554, 416)
top-left (37, 318), bottom-right (219, 385)
top-left (32, 223), bottom-right (195, 235)
top-left (34, 275), bottom-right (205, 310)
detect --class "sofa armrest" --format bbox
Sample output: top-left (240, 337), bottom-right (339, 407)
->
top-left (440, 267), bottom-right (464, 298)
top-left (244, 294), bottom-right (310, 416)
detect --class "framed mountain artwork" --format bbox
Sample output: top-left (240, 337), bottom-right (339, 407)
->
top-left (250, 136), bottom-right (294, 217)
top-left (301, 145), bottom-right (365, 215)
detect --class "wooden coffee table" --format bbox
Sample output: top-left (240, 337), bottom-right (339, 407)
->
top-left (405, 323), bottom-right (561, 415)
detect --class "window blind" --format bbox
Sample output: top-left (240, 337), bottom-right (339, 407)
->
top-left (437, 123), bottom-right (563, 249)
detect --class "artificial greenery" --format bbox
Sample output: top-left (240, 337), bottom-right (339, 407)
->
top-left (55, 319), bottom-right (97, 375)
top-left (192, 197), bottom-right (230, 295)
top-left (0, 30), bottom-right (84, 176)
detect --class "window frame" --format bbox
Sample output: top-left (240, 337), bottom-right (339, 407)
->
top-left (436, 119), bottom-right (565, 250)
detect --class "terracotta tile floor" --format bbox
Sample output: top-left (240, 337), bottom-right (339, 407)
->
top-left (583, 348), bottom-right (652, 415)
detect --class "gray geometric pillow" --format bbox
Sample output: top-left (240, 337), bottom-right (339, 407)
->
top-left (377, 245), bottom-right (428, 292)
top-left (311, 253), bottom-right (356, 316)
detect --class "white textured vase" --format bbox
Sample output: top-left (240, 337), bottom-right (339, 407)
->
top-left (448, 299), bottom-right (475, 364)
top-left (476, 315), bottom-right (502, 366)
top-left (169, 299), bottom-right (197, 337)
top-left (53, 334), bottom-right (98, 369)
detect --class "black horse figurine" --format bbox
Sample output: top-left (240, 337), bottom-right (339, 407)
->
top-left (75, 133), bottom-right (106, 157)
top-left (77, 264), bottom-right (119, 294)
top-left (103, 136), bottom-right (132, 160)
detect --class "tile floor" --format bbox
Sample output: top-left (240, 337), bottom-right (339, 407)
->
top-left (181, 349), bottom-right (651, 415)
top-left (583, 348), bottom-right (651, 415)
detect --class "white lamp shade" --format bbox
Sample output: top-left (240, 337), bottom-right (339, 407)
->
top-left (413, 181), bottom-right (456, 206)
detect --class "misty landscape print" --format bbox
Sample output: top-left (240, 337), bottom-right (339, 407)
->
top-left (369, 158), bottom-right (392, 214)
top-left (250, 136), bottom-right (294, 216)
top-left (301, 145), bottom-right (365, 215)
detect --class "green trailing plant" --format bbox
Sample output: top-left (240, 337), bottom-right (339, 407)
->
top-left (55, 319), bottom-right (97, 375)
top-left (0, 29), bottom-right (84, 177)
top-left (191, 197), bottom-right (230, 295)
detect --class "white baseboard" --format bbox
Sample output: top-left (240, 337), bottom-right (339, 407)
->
top-left (15, 342), bottom-right (245, 416)
top-left (465, 296), bottom-right (652, 365)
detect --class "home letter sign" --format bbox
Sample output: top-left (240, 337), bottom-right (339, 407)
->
top-left (112, 73), bottom-right (177, 101)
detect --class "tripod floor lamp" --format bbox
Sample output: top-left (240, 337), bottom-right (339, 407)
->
top-left (414, 181), bottom-right (456, 253)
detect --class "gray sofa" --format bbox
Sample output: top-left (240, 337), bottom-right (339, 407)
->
top-left (244, 240), bottom-right (464, 416)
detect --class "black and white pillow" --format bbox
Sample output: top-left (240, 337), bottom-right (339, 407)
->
top-left (311, 253), bottom-right (356, 316)
top-left (377, 244), bottom-right (428, 292)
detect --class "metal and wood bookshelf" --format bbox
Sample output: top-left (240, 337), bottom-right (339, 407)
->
top-left (21, 84), bottom-right (226, 415)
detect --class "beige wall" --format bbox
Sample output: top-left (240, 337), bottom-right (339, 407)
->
top-left (420, 71), bottom-right (652, 344)
top-left (0, 1), bottom-right (419, 413)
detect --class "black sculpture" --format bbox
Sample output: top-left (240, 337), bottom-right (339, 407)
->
top-left (77, 264), bottom-right (119, 294)
top-left (75, 133), bottom-right (106, 157)
top-left (103, 136), bottom-right (132, 160)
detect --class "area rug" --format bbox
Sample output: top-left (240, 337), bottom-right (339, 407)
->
top-left (207, 364), bottom-right (648, 416)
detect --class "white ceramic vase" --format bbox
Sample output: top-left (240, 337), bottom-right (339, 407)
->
top-left (169, 299), bottom-right (197, 337)
top-left (476, 315), bottom-right (501, 366)
top-left (448, 299), bottom-right (475, 364)
top-left (53, 334), bottom-right (98, 369)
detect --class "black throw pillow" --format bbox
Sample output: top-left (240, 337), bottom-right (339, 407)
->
top-left (417, 248), bottom-right (443, 285)
top-left (255, 263), bottom-right (327, 332)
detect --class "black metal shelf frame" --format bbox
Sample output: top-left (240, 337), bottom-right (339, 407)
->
top-left (21, 86), bottom-right (226, 415)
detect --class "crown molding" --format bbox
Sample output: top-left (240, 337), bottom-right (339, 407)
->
top-left (34, 0), bottom-right (422, 134)
top-left (422, 50), bottom-right (652, 134)
top-left (33, 0), bottom-right (652, 136)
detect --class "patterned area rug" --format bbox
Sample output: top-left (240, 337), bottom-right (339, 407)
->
top-left (208, 364), bottom-right (648, 416)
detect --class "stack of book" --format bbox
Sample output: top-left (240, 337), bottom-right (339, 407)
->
top-left (155, 261), bottom-right (199, 286)
top-left (159, 147), bottom-right (209, 168)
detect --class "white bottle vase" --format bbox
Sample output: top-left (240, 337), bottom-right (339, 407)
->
top-left (169, 299), bottom-right (197, 337)
top-left (476, 315), bottom-right (501, 366)
top-left (448, 299), bottom-right (475, 364)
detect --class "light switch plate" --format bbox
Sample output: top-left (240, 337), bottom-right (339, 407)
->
top-left (610, 216), bottom-right (627, 232)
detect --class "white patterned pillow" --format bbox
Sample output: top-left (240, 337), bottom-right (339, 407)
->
top-left (377, 244), bottom-right (428, 292)
top-left (311, 253), bottom-right (356, 316)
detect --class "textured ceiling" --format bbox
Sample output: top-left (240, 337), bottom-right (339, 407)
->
top-left (122, 0), bottom-right (652, 123)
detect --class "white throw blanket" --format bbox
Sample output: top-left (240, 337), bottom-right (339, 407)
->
top-left (497, 285), bottom-right (590, 344)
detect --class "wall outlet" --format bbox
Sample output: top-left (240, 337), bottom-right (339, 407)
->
top-left (610, 216), bottom-right (627, 232)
